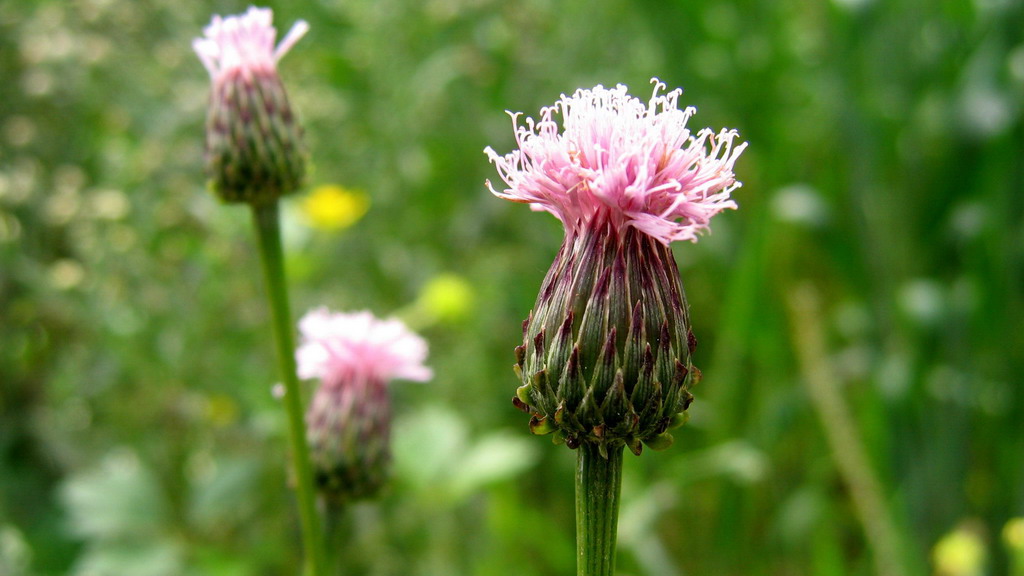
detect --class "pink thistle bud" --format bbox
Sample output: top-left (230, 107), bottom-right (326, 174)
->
top-left (487, 80), bottom-right (745, 456)
top-left (193, 7), bottom-right (309, 205)
top-left (297, 308), bottom-right (431, 501)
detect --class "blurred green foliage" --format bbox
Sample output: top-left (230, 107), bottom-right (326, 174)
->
top-left (1, 0), bottom-right (1022, 574)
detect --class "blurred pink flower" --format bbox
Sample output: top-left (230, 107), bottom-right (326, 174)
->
top-left (192, 7), bottom-right (308, 204)
top-left (296, 308), bottom-right (432, 387)
top-left (193, 6), bottom-right (308, 82)
top-left (298, 308), bottom-right (429, 501)
top-left (485, 79), bottom-right (746, 244)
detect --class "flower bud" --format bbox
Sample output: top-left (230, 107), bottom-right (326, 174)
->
top-left (306, 375), bottom-right (391, 502)
top-left (514, 217), bottom-right (698, 456)
top-left (194, 7), bottom-right (308, 205)
top-left (296, 308), bottom-right (431, 502)
top-left (487, 80), bottom-right (745, 455)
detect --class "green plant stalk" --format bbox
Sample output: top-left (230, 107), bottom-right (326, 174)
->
top-left (324, 498), bottom-right (349, 575)
top-left (576, 442), bottom-right (624, 576)
top-left (787, 284), bottom-right (907, 576)
top-left (251, 201), bottom-right (327, 576)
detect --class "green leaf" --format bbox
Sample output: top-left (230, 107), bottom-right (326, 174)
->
top-left (447, 432), bottom-right (540, 501)
top-left (72, 541), bottom-right (184, 576)
top-left (60, 450), bottom-right (167, 541)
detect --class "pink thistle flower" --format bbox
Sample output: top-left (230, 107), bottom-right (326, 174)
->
top-left (193, 7), bottom-right (309, 205)
top-left (486, 80), bottom-right (747, 455)
top-left (296, 308), bottom-right (432, 387)
top-left (485, 79), bottom-right (746, 244)
top-left (297, 308), bottom-right (431, 501)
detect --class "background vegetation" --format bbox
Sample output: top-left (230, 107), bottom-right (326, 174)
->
top-left (1, 0), bottom-right (1022, 574)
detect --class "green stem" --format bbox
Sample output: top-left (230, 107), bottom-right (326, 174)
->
top-left (576, 442), bottom-right (624, 576)
top-left (324, 497), bottom-right (349, 574)
top-left (787, 284), bottom-right (908, 576)
top-left (251, 201), bottom-right (327, 576)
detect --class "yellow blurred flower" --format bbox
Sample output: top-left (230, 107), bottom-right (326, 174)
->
top-left (300, 184), bottom-right (369, 231)
top-left (417, 274), bottom-right (475, 324)
top-left (1005, 517), bottom-right (1024, 550)
top-left (933, 523), bottom-right (986, 576)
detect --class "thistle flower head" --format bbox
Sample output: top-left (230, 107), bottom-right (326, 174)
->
top-left (193, 7), bottom-right (309, 205)
top-left (193, 6), bottom-right (309, 84)
top-left (297, 308), bottom-right (433, 387)
top-left (486, 81), bottom-right (746, 455)
top-left (485, 79), bottom-right (746, 244)
top-left (297, 308), bottom-right (431, 502)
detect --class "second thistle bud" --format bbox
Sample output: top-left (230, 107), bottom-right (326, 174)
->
top-left (296, 308), bottom-right (432, 502)
top-left (194, 8), bottom-right (308, 205)
top-left (514, 218), bottom-right (699, 457)
top-left (204, 69), bottom-right (306, 204)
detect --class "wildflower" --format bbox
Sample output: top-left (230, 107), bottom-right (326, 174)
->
top-left (300, 184), bottom-right (370, 231)
top-left (933, 523), bottom-right (986, 576)
top-left (1006, 517), bottom-right (1024, 550)
top-left (416, 274), bottom-right (475, 324)
top-left (193, 7), bottom-right (309, 205)
top-left (297, 308), bottom-right (431, 502)
top-left (486, 80), bottom-right (745, 456)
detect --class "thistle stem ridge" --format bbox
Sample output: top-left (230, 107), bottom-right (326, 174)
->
top-left (576, 442), bottom-right (624, 576)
